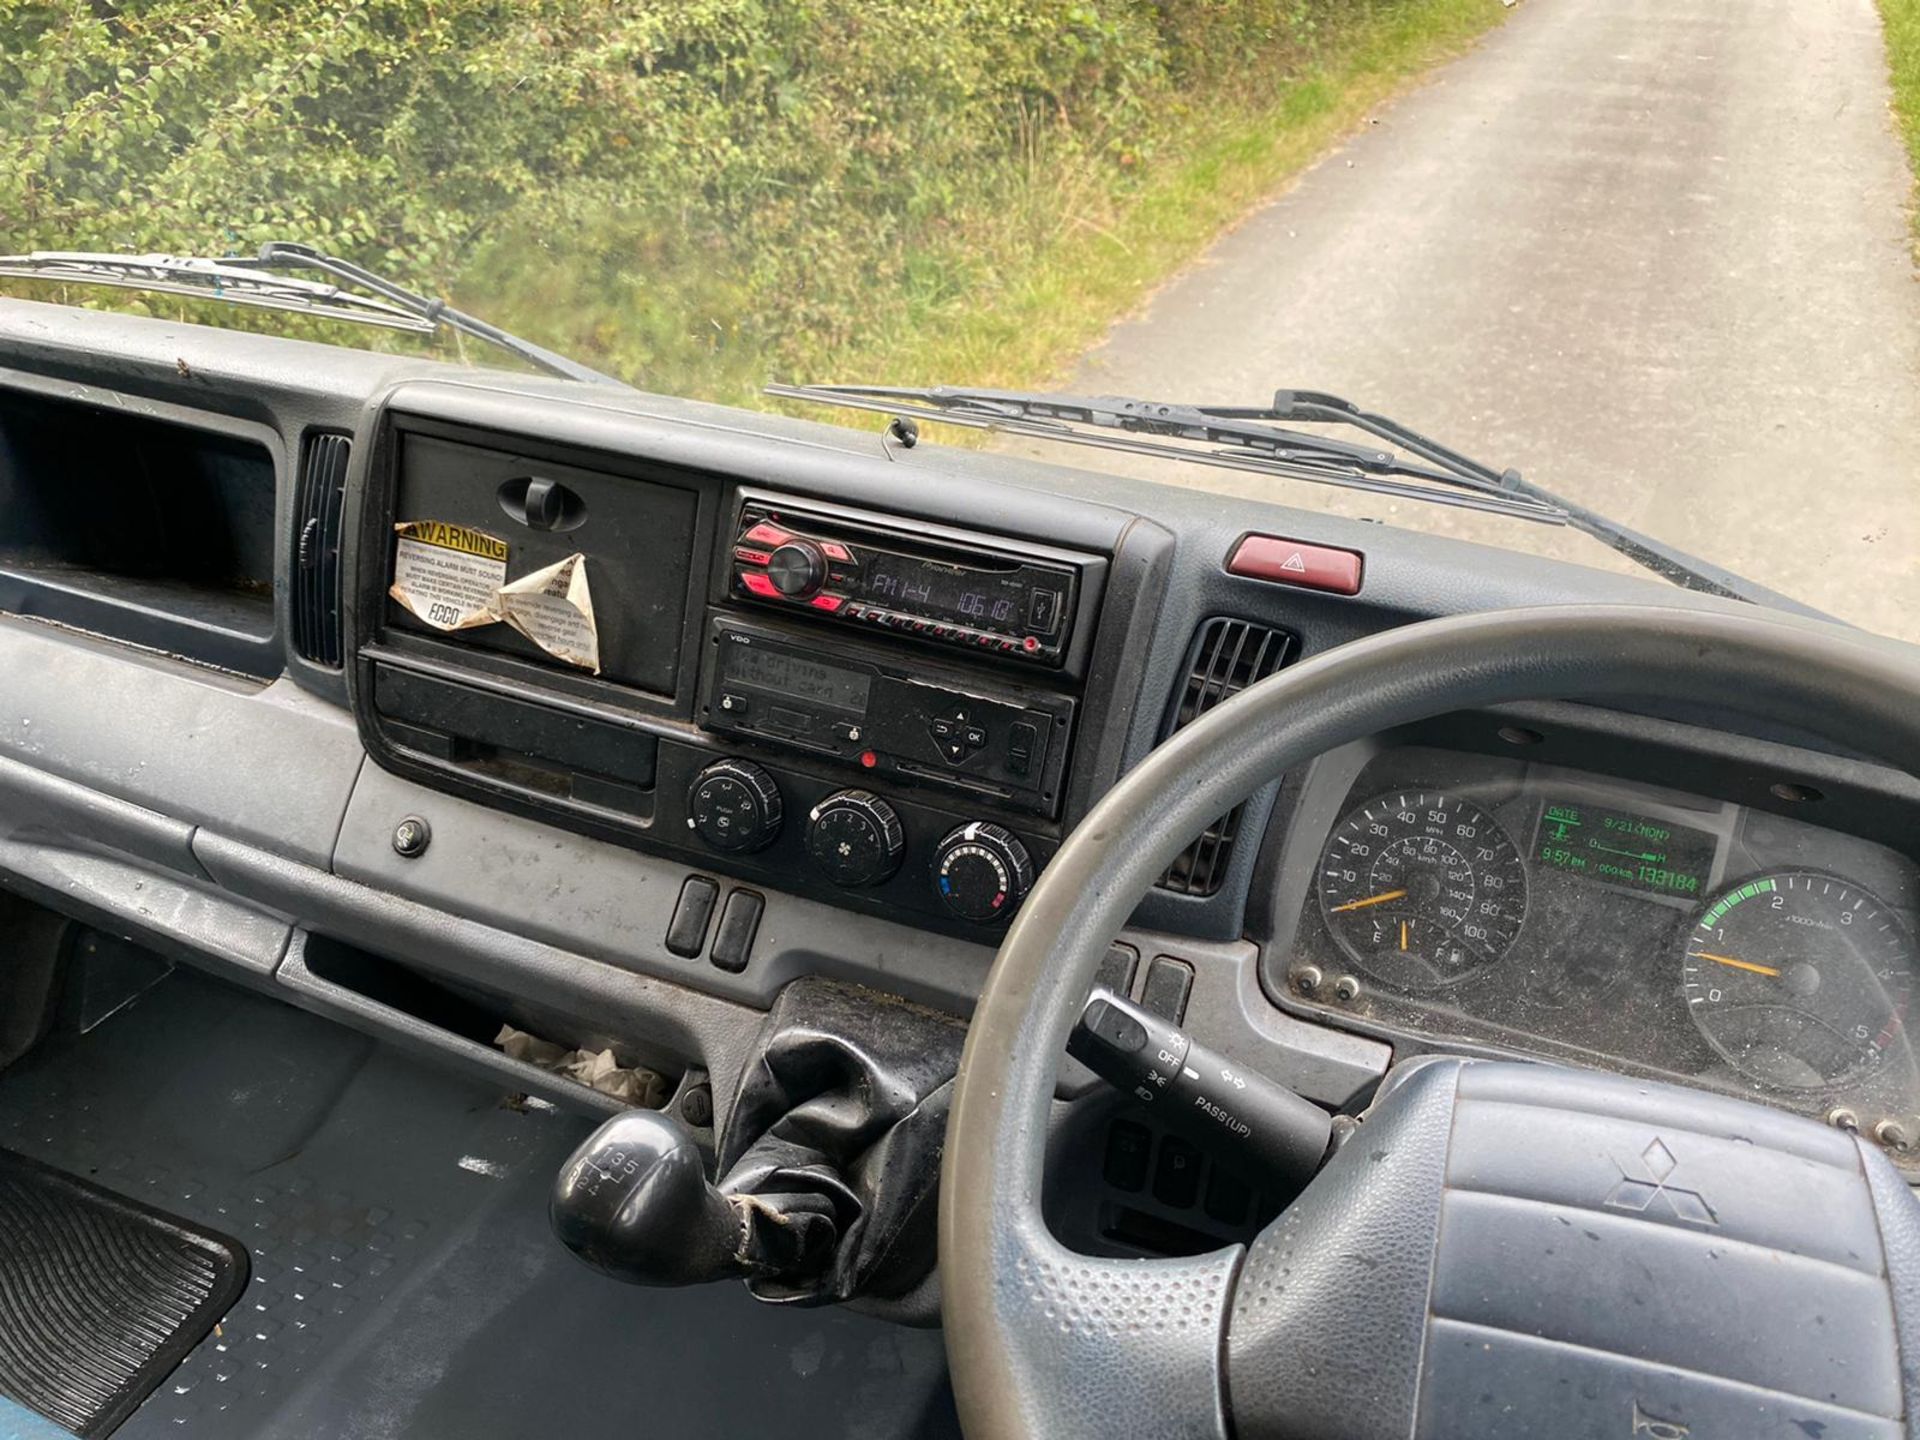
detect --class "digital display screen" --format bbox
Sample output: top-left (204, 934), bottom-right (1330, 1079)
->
top-left (723, 644), bottom-right (871, 711)
top-left (1534, 801), bottom-right (1717, 897)
top-left (861, 556), bottom-right (1032, 629)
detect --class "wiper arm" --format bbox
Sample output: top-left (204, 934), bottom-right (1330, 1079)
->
top-left (0, 249), bottom-right (438, 330)
top-left (768, 385), bottom-right (1574, 526)
top-left (0, 242), bottom-right (625, 387)
top-left (772, 382), bottom-right (1826, 616)
top-left (767, 382), bottom-right (1568, 526)
top-left (1261, 389), bottom-right (1827, 615)
top-left (251, 243), bottom-right (625, 386)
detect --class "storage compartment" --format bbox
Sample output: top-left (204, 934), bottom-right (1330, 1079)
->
top-left (385, 430), bottom-right (700, 696)
top-left (297, 934), bottom-right (679, 1108)
top-left (371, 660), bottom-right (658, 816)
top-left (0, 389), bottom-right (278, 675)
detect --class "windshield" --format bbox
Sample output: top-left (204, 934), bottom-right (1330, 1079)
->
top-left (3, 1), bottom-right (1915, 640)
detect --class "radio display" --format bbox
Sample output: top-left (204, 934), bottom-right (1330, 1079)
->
top-left (1533, 800), bottom-right (1717, 897)
top-left (860, 555), bottom-right (1035, 630)
top-left (723, 644), bottom-right (871, 711)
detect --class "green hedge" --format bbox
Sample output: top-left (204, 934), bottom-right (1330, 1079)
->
top-left (1, 0), bottom-right (1480, 397)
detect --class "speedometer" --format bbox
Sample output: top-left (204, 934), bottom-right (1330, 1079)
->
top-left (1318, 790), bottom-right (1528, 989)
top-left (1682, 872), bottom-right (1915, 1089)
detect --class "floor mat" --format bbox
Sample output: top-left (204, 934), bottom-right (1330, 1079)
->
top-left (0, 969), bottom-right (957, 1440)
top-left (0, 1150), bottom-right (248, 1438)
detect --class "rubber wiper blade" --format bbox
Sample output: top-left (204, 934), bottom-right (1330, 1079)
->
top-left (768, 382), bottom-right (1569, 525)
top-left (0, 242), bottom-right (626, 387)
top-left (251, 242), bottom-right (626, 386)
top-left (1262, 389), bottom-right (1830, 616)
top-left (773, 381), bottom-right (1830, 618)
top-left (0, 249), bottom-right (438, 331)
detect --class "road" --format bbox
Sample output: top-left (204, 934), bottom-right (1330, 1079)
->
top-left (1047, 0), bottom-right (1920, 641)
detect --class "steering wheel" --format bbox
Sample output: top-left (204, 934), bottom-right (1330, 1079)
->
top-left (941, 605), bottom-right (1920, 1440)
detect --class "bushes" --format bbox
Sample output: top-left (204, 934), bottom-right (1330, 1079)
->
top-left (0, 0), bottom-right (1487, 397)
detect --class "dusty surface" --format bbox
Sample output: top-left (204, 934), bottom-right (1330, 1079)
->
top-left (1043, 0), bottom-right (1920, 639)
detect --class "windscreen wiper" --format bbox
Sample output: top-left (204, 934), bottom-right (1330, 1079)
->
top-left (1255, 388), bottom-right (1824, 613)
top-left (0, 242), bottom-right (625, 387)
top-left (769, 382), bottom-right (1825, 615)
top-left (767, 382), bottom-right (1565, 524)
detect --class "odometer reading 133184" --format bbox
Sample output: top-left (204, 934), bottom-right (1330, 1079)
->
top-left (1318, 790), bottom-right (1529, 989)
top-left (1534, 800), bottom-right (1716, 898)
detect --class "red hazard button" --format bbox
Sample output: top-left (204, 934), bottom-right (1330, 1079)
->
top-left (1226, 534), bottom-right (1363, 595)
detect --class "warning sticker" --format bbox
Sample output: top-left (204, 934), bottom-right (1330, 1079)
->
top-left (495, 554), bottom-right (601, 674)
top-left (390, 521), bottom-right (509, 631)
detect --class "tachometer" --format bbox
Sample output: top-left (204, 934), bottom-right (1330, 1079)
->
top-left (1318, 790), bottom-right (1528, 988)
top-left (1682, 872), bottom-right (1914, 1089)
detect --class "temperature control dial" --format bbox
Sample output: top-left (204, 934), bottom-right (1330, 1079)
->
top-left (932, 822), bottom-right (1034, 923)
top-left (805, 790), bottom-right (904, 887)
top-left (687, 759), bottom-right (783, 854)
top-left (766, 540), bottom-right (828, 597)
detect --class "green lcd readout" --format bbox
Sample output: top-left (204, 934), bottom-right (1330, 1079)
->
top-left (1533, 801), bottom-right (1716, 897)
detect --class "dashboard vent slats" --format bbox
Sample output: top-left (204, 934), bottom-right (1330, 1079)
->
top-left (292, 432), bottom-right (351, 667)
top-left (1156, 618), bottom-right (1295, 897)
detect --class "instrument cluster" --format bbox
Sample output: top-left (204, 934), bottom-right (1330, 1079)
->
top-left (1288, 745), bottom-right (1920, 1159)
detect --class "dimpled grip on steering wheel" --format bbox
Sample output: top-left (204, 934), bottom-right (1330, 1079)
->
top-left (940, 604), bottom-right (1920, 1440)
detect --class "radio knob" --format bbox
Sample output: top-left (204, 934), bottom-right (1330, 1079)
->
top-left (805, 789), bottom-right (905, 887)
top-left (766, 539), bottom-right (828, 598)
top-left (932, 822), bottom-right (1034, 924)
top-left (687, 759), bottom-right (783, 853)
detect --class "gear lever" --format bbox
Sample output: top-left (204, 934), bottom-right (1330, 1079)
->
top-left (550, 1110), bottom-right (744, 1286)
top-left (550, 978), bottom-right (963, 1309)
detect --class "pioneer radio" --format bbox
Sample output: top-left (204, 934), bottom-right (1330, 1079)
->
top-left (728, 500), bottom-right (1082, 665)
top-left (703, 619), bottom-right (1073, 816)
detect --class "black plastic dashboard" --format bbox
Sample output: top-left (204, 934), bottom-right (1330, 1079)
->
top-left (4, 298), bottom-right (1920, 1187)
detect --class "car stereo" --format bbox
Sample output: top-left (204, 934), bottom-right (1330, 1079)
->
top-left (729, 500), bottom-right (1081, 665)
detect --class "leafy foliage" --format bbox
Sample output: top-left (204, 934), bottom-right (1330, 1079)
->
top-left (1, 0), bottom-right (1486, 397)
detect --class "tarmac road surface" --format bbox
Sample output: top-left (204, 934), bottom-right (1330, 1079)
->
top-left (1045, 0), bottom-right (1920, 641)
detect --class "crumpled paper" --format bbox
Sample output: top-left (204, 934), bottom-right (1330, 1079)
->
top-left (494, 1024), bottom-right (667, 1107)
top-left (493, 553), bottom-right (601, 674)
top-left (388, 520), bottom-right (601, 673)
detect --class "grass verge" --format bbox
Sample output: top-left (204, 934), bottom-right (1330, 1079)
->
top-left (1881, 0), bottom-right (1920, 256)
top-left (792, 0), bottom-right (1518, 403)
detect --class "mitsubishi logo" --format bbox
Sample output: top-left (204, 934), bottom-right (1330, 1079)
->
top-left (1606, 1138), bottom-right (1717, 1226)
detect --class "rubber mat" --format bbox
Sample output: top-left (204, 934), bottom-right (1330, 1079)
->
top-left (0, 968), bottom-right (956, 1440)
top-left (0, 1150), bottom-right (248, 1438)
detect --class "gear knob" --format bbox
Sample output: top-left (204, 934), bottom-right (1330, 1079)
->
top-left (550, 1111), bottom-right (743, 1286)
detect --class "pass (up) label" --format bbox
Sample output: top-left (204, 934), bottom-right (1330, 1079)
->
top-left (390, 520), bottom-right (510, 632)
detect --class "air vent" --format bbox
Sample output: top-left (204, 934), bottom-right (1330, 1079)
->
top-left (291, 432), bottom-right (350, 667)
top-left (1157, 618), bottom-right (1294, 896)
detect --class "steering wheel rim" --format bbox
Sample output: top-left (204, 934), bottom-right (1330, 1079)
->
top-left (940, 603), bottom-right (1920, 1440)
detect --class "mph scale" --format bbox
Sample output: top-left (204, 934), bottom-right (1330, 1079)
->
top-left (1317, 789), bottom-right (1529, 989)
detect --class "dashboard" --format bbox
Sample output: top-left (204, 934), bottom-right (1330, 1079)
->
top-left (4, 296), bottom-right (1920, 1218)
top-left (1281, 743), bottom-right (1920, 1146)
